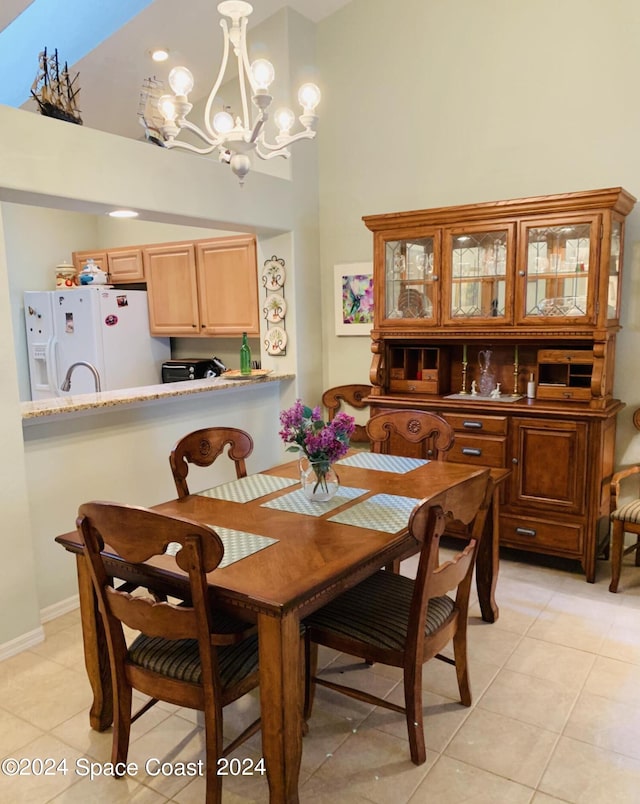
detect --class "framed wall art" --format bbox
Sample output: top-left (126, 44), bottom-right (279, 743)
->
top-left (334, 263), bottom-right (374, 336)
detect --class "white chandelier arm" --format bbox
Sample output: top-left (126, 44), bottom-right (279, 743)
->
top-left (203, 19), bottom-right (232, 139)
top-left (164, 139), bottom-right (219, 156)
top-left (176, 118), bottom-right (225, 148)
top-left (237, 16), bottom-right (253, 129)
top-left (255, 144), bottom-right (291, 160)
top-left (257, 129), bottom-right (316, 154)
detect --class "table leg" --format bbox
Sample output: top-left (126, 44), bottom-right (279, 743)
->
top-left (475, 485), bottom-right (500, 623)
top-left (258, 611), bottom-right (303, 804)
top-left (75, 554), bottom-right (113, 731)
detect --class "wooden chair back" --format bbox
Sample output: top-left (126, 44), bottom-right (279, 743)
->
top-left (170, 426), bottom-right (254, 497)
top-left (322, 384), bottom-right (372, 444)
top-left (366, 409), bottom-right (454, 460)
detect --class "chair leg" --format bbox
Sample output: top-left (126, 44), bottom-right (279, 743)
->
top-left (403, 662), bottom-right (426, 765)
top-left (452, 623), bottom-right (471, 707)
top-left (304, 638), bottom-right (318, 721)
top-left (635, 536), bottom-right (640, 566)
top-left (609, 522), bottom-right (624, 593)
top-left (111, 682), bottom-right (132, 770)
top-left (204, 704), bottom-right (224, 804)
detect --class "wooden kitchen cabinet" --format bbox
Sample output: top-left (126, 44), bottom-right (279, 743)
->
top-left (144, 235), bottom-right (259, 337)
top-left (363, 188), bottom-right (635, 581)
top-left (72, 248), bottom-right (144, 283)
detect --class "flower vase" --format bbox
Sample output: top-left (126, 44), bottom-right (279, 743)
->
top-left (299, 457), bottom-right (340, 502)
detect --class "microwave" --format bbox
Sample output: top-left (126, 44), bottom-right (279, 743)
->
top-left (161, 357), bottom-right (226, 383)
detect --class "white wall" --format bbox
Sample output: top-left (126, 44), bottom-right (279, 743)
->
top-left (317, 0), bottom-right (640, 465)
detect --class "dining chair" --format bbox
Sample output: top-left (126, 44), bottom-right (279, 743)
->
top-left (303, 472), bottom-right (493, 765)
top-left (77, 501), bottom-right (261, 804)
top-left (366, 409), bottom-right (455, 460)
top-left (608, 408), bottom-right (640, 593)
top-left (322, 384), bottom-right (372, 445)
top-left (170, 426), bottom-right (254, 497)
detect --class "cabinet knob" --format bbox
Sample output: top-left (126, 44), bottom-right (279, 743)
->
top-left (512, 457), bottom-right (519, 465)
top-left (518, 270), bottom-right (526, 277)
top-left (432, 275), bottom-right (439, 281)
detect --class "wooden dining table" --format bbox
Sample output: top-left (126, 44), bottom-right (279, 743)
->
top-left (56, 452), bottom-right (498, 803)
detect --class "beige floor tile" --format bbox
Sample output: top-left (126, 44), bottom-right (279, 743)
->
top-left (478, 667), bottom-right (579, 732)
top-left (505, 637), bottom-right (596, 691)
top-left (0, 707), bottom-right (45, 757)
top-left (301, 686), bottom-right (365, 774)
top-left (311, 657), bottom-right (401, 722)
top-left (420, 653), bottom-right (500, 702)
top-left (410, 754), bottom-right (534, 803)
top-left (48, 773), bottom-right (168, 802)
top-left (362, 686), bottom-right (472, 754)
top-left (445, 708), bottom-right (558, 788)
top-left (302, 728), bottom-right (434, 804)
top-left (466, 618), bottom-right (523, 666)
top-left (0, 733), bottom-right (84, 803)
top-left (525, 592), bottom-right (618, 652)
top-left (28, 627), bottom-right (86, 670)
top-left (539, 735), bottom-right (640, 802)
top-left (583, 655), bottom-right (640, 706)
top-left (564, 690), bottom-right (640, 760)
top-left (0, 663), bottom-right (93, 732)
top-left (169, 749), bottom-right (276, 803)
top-left (42, 609), bottom-right (81, 637)
top-left (531, 793), bottom-right (572, 803)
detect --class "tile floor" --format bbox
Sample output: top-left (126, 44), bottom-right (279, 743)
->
top-left (2, 548), bottom-right (640, 803)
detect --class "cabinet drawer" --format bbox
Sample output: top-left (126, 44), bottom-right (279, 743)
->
top-left (501, 514), bottom-right (583, 556)
top-left (537, 349), bottom-right (593, 364)
top-left (536, 385), bottom-right (592, 401)
top-left (448, 435), bottom-right (506, 467)
top-left (443, 413), bottom-right (508, 435)
top-left (389, 379), bottom-right (439, 394)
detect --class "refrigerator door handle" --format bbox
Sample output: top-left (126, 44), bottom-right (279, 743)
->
top-left (46, 336), bottom-right (61, 397)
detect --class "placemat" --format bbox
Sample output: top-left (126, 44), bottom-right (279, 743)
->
top-left (197, 473), bottom-right (298, 503)
top-left (336, 452), bottom-right (428, 473)
top-left (328, 493), bottom-right (422, 533)
top-left (166, 527), bottom-right (277, 568)
top-left (261, 485), bottom-right (369, 517)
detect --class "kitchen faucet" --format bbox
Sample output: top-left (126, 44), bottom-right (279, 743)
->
top-left (61, 361), bottom-right (102, 392)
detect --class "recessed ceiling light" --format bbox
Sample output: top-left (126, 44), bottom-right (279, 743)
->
top-left (108, 209), bottom-right (139, 218)
top-left (151, 48), bottom-right (169, 62)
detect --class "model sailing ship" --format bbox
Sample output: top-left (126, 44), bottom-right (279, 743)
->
top-left (31, 48), bottom-right (82, 125)
top-left (137, 77), bottom-right (166, 146)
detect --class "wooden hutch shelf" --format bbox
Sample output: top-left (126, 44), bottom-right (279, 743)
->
top-left (363, 187), bottom-right (636, 582)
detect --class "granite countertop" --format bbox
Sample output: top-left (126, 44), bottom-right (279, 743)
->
top-left (21, 372), bottom-right (294, 421)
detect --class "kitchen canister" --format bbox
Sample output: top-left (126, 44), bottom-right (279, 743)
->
top-left (55, 263), bottom-right (77, 288)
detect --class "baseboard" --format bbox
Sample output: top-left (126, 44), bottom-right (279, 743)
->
top-left (0, 626), bottom-right (45, 662)
top-left (40, 594), bottom-right (80, 623)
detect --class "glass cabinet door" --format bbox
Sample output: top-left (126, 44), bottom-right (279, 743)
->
top-left (607, 219), bottom-right (622, 321)
top-left (382, 235), bottom-right (438, 324)
top-left (442, 224), bottom-right (514, 325)
top-left (518, 217), bottom-right (597, 323)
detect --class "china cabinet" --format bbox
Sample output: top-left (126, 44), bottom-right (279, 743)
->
top-left (363, 188), bottom-right (636, 581)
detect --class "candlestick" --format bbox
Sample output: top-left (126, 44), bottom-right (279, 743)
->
top-left (514, 344), bottom-right (518, 364)
top-left (462, 343), bottom-right (467, 363)
top-left (460, 361), bottom-right (469, 394)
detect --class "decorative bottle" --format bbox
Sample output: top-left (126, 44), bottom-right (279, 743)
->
top-left (240, 332), bottom-right (251, 375)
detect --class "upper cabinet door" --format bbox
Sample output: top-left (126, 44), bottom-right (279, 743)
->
top-left (107, 248), bottom-right (144, 283)
top-left (376, 229), bottom-right (440, 327)
top-left (196, 235), bottom-right (259, 336)
top-left (516, 214), bottom-right (600, 325)
top-left (144, 243), bottom-right (200, 336)
top-left (442, 222), bottom-right (516, 326)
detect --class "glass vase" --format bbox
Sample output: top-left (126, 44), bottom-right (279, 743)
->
top-left (299, 457), bottom-right (340, 502)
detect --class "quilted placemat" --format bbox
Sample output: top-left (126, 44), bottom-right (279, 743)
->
top-left (197, 473), bottom-right (298, 503)
top-left (336, 452), bottom-right (428, 473)
top-left (166, 527), bottom-right (277, 568)
top-left (261, 485), bottom-right (369, 517)
top-left (328, 493), bottom-right (422, 533)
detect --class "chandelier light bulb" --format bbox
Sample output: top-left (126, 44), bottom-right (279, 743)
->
top-left (275, 107), bottom-right (295, 134)
top-left (250, 59), bottom-right (275, 90)
top-left (213, 110), bottom-right (235, 134)
top-left (168, 66), bottom-right (194, 97)
top-left (158, 94), bottom-right (178, 122)
top-left (297, 83), bottom-right (321, 112)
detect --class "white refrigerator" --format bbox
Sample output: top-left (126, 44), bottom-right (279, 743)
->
top-left (24, 288), bottom-right (171, 400)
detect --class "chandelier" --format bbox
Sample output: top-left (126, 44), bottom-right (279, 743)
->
top-left (156, 0), bottom-right (321, 185)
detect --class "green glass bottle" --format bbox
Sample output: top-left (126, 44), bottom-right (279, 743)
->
top-left (240, 332), bottom-right (251, 375)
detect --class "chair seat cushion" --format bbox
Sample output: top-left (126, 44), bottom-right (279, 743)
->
top-left (305, 570), bottom-right (454, 652)
top-left (611, 499), bottom-right (640, 524)
top-left (128, 632), bottom-right (259, 688)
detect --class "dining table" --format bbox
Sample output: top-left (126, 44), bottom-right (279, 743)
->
top-left (56, 451), bottom-right (501, 803)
